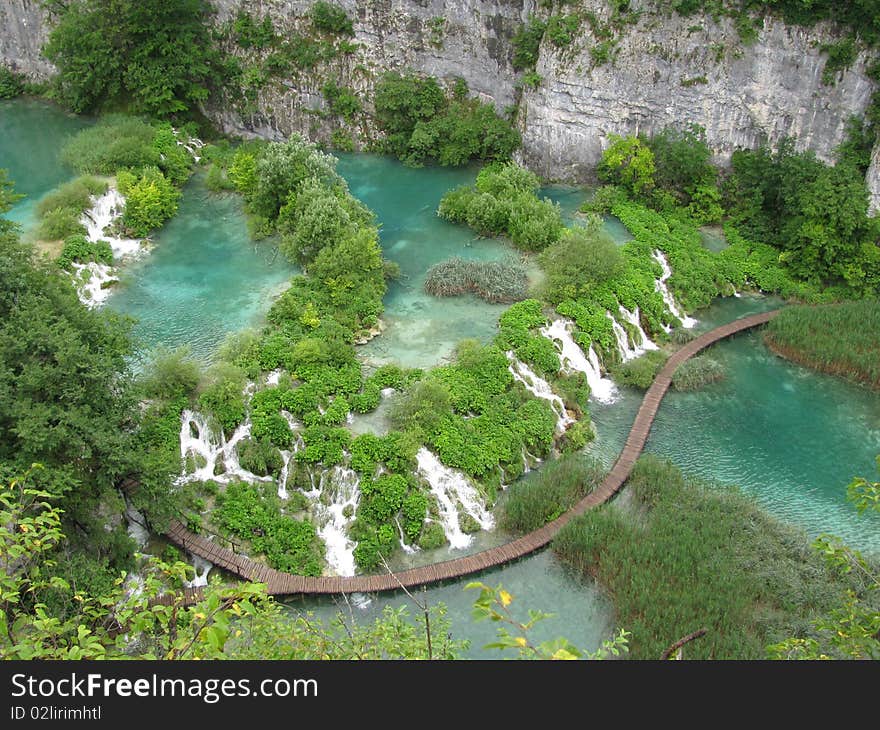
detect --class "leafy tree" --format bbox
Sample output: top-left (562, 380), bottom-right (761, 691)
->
top-left (117, 166), bottom-right (181, 236)
top-left (0, 187), bottom-right (141, 598)
top-left (43, 0), bottom-right (220, 116)
top-left (598, 134), bottom-right (656, 197)
top-left (539, 220), bottom-right (626, 303)
top-left (373, 73), bottom-right (519, 166)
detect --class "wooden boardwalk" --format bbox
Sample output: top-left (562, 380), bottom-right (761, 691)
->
top-left (162, 310), bottom-right (779, 596)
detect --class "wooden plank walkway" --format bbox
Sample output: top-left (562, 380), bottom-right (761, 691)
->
top-left (157, 310), bottom-right (779, 597)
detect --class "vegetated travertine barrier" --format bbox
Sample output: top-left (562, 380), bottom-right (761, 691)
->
top-left (158, 310), bottom-right (780, 596)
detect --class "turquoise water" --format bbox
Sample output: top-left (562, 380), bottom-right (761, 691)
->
top-left (106, 175), bottom-right (296, 364)
top-left (0, 98), bottom-right (91, 228)
top-left (336, 154), bottom-right (516, 369)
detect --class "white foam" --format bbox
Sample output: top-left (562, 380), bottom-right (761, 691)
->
top-left (653, 250), bottom-right (698, 329)
top-left (415, 448), bottom-right (494, 550)
top-left (540, 319), bottom-right (618, 404)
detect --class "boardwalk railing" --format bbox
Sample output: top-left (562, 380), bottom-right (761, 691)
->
top-left (161, 310), bottom-right (779, 596)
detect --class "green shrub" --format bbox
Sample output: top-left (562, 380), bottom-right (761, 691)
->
top-left (139, 346), bottom-right (201, 401)
top-left (236, 438), bottom-right (283, 476)
top-left (117, 166), bottom-right (180, 236)
top-left (610, 350), bottom-right (668, 389)
top-left (512, 17), bottom-right (547, 70)
top-left (57, 234), bottom-right (113, 270)
top-left (198, 363), bottom-right (247, 434)
top-left (373, 73), bottom-right (519, 167)
top-left (61, 116), bottom-right (161, 175)
top-left (35, 176), bottom-right (108, 220)
top-left (500, 454), bottom-right (605, 533)
top-left (36, 207), bottom-right (86, 241)
top-left (310, 2), bottom-right (354, 35)
top-left (539, 222), bottom-right (626, 303)
top-left (0, 66), bottom-right (24, 98)
top-left (322, 80), bottom-right (362, 121)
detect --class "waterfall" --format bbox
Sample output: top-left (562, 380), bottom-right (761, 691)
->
top-left (415, 448), bottom-right (494, 550)
top-left (177, 410), bottom-right (272, 486)
top-left (507, 352), bottom-right (574, 434)
top-left (184, 554), bottom-right (213, 588)
top-left (618, 305), bottom-right (658, 354)
top-left (540, 319), bottom-right (618, 404)
top-left (607, 312), bottom-right (639, 363)
top-left (70, 186), bottom-right (144, 308)
top-left (178, 410), bottom-right (221, 483)
top-left (70, 261), bottom-right (116, 309)
top-left (310, 466), bottom-right (361, 577)
top-left (265, 369), bottom-right (282, 386)
top-left (394, 516), bottom-right (419, 555)
top-left (652, 250), bottom-right (698, 329)
top-left (80, 188), bottom-right (143, 260)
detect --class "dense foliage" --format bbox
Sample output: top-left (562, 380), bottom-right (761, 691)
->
top-left (44, 0), bottom-right (222, 117)
top-left (554, 455), bottom-right (876, 659)
top-left (373, 73), bottom-right (520, 166)
top-left (764, 301), bottom-right (880, 388)
top-left (424, 257), bottom-right (529, 303)
top-left (723, 140), bottom-right (880, 295)
top-left (438, 162), bottom-right (563, 251)
top-left (0, 177), bottom-right (146, 612)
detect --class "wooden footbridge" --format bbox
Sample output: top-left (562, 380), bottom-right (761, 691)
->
top-left (161, 310), bottom-right (779, 596)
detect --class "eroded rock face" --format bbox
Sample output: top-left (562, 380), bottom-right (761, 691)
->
top-left (518, 3), bottom-right (876, 180)
top-left (2, 0), bottom-right (877, 199)
top-left (868, 141), bottom-right (880, 216)
top-left (0, 0), bottom-right (53, 79)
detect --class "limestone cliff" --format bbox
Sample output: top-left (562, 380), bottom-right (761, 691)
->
top-left (1, 0), bottom-right (877, 206)
top-left (0, 0), bottom-right (52, 79)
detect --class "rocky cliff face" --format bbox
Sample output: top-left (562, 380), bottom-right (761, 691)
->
top-left (204, 0), bottom-right (529, 142)
top-left (869, 143), bottom-right (880, 215)
top-left (2, 0), bottom-right (877, 206)
top-left (520, 3), bottom-right (877, 181)
top-left (0, 0), bottom-right (53, 79)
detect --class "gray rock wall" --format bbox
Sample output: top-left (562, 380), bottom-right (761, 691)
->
top-left (519, 1), bottom-right (876, 181)
top-left (869, 141), bottom-right (880, 216)
top-left (0, 0), bottom-right (53, 78)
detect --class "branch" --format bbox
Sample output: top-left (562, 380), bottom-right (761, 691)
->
top-left (660, 628), bottom-right (708, 660)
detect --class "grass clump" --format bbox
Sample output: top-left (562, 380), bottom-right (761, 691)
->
top-left (424, 257), bottom-right (529, 303)
top-left (553, 455), bottom-right (876, 659)
top-left (500, 454), bottom-right (605, 533)
top-left (671, 355), bottom-right (725, 390)
top-left (763, 301), bottom-right (880, 389)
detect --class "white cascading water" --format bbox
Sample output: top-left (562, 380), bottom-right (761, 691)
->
top-left (415, 448), bottom-right (494, 550)
top-left (70, 261), bottom-right (116, 308)
top-left (652, 250), bottom-right (698, 329)
top-left (618, 305), bottom-right (658, 354)
top-left (81, 188), bottom-right (143, 259)
top-left (306, 466), bottom-right (361, 577)
top-left (177, 410), bottom-right (272, 486)
top-left (539, 319), bottom-right (618, 404)
top-left (506, 351), bottom-right (574, 433)
top-left (184, 554), bottom-right (213, 588)
top-left (394, 516), bottom-right (418, 555)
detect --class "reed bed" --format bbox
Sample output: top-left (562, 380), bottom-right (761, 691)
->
top-left (763, 300), bottom-right (880, 389)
